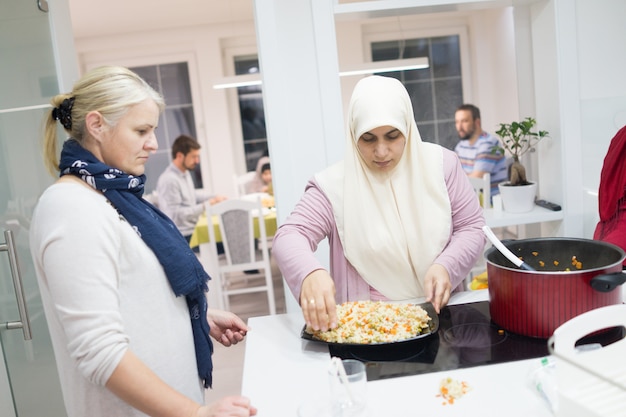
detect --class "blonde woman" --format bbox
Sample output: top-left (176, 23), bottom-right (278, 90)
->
top-left (30, 66), bottom-right (256, 417)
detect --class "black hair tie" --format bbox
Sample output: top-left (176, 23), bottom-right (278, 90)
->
top-left (52, 97), bottom-right (75, 130)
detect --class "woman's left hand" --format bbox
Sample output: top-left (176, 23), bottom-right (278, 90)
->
top-left (207, 309), bottom-right (249, 346)
top-left (423, 263), bottom-right (451, 313)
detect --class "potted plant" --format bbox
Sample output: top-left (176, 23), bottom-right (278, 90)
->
top-left (494, 117), bottom-right (549, 212)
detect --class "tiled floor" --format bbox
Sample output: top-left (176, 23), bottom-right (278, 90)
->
top-left (205, 254), bottom-right (287, 404)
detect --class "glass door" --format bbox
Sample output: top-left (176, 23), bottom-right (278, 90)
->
top-left (0, 1), bottom-right (67, 416)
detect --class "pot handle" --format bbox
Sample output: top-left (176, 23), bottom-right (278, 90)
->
top-left (589, 272), bottom-right (626, 292)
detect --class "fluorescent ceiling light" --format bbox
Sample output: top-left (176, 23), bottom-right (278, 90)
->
top-left (212, 57), bottom-right (429, 89)
top-left (338, 57), bottom-right (429, 77)
top-left (213, 73), bottom-right (262, 89)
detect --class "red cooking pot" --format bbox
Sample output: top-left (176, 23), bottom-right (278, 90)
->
top-left (485, 237), bottom-right (626, 339)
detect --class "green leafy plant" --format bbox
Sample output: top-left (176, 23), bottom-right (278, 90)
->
top-left (494, 117), bottom-right (549, 186)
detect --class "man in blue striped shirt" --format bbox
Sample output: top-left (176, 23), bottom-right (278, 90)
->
top-left (453, 104), bottom-right (507, 196)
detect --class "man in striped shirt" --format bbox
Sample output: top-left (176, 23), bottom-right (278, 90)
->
top-left (453, 104), bottom-right (507, 196)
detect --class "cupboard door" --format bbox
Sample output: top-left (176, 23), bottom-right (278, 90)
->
top-left (0, 1), bottom-right (67, 416)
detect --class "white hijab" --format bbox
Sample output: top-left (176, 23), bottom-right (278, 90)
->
top-left (316, 76), bottom-right (451, 300)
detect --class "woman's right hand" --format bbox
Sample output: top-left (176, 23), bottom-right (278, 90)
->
top-left (196, 396), bottom-right (257, 417)
top-left (300, 270), bottom-right (337, 332)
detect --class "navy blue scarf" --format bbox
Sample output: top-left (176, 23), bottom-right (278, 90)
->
top-left (59, 139), bottom-right (214, 388)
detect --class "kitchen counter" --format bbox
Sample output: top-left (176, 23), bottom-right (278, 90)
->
top-left (241, 290), bottom-right (557, 416)
top-left (483, 205), bottom-right (564, 228)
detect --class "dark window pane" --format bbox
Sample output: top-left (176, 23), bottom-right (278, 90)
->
top-left (432, 36), bottom-right (461, 78)
top-left (165, 107), bottom-right (197, 143)
top-left (435, 78), bottom-right (463, 120)
top-left (437, 120), bottom-right (458, 151)
top-left (402, 38), bottom-right (429, 59)
top-left (405, 82), bottom-right (434, 122)
top-left (371, 40), bottom-right (401, 61)
top-left (416, 122), bottom-right (436, 144)
top-left (240, 96), bottom-right (266, 140)
top-left (161, 63), bottom-right (192, 105)
top-left (235, 56), bottom-right (260, 75)
top-left (131, 66), bottom-right (160, 93)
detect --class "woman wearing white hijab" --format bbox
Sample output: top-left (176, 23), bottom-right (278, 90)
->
top-left (272, 76), bottom-right (485, 331)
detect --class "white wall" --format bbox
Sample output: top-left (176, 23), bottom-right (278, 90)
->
top-left (72, 4), bottom-right (521, 201)
top-left (530, 0), bottom-right (626, 238)
top-left (576, 0), bottom-right (626, 237)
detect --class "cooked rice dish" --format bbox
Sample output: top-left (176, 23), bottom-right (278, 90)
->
top-left (438, 377), bottom-right (471, 405)
top-left (307, 300), bottom-right (432, 344)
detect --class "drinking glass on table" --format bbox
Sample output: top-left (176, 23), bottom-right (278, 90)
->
top-left (298, 358), bottom-right (368, 417)
top-left (328, 358), bottom-right (368, 416)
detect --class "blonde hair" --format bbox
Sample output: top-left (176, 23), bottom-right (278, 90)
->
top-left (43, 66), bottom-right (165, 176)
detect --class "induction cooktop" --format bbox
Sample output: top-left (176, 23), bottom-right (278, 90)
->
top-left (326, 301), bottom-right (624, 382)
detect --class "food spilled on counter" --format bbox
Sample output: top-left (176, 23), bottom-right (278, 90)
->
top-left (305, 300), bottom-right (432, 344)
top-left (437, 377), bottom-right (472, 405)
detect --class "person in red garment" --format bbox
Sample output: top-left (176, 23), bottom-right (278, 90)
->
top-left (594, 125), bottom-right (626, 267)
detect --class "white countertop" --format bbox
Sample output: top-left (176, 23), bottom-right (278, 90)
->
top-left (483, 205), bottom-right (564, 228)
top-left (241, 290), bottom-right (557, 416)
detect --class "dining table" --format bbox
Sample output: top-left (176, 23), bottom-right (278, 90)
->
top-left (189, 209), bottom-right (278, 248)
top-left (240, 287), bottom-right (626, 416)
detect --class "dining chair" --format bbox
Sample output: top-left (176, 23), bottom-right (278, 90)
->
top-left (234, 171), bottom-right (257, 197)
top-left (206, 198), bottom-right (276, 315)
top-left (468, 172), bottom-right (491, 209)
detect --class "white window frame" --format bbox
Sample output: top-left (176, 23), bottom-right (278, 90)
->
top-left (222, 44), bottom-right (262, 176)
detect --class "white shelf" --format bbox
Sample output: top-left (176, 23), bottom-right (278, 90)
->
top-left (484, 205), bottom-right (564, 228)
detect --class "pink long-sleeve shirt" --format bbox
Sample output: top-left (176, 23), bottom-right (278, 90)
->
top-left (273, 149), bottom-right (486, 303)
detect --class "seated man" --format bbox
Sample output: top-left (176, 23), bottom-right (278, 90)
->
top-left (156, 134), bottom-right (226, 244)
top-left (454, 104), bottom-right (507, 196)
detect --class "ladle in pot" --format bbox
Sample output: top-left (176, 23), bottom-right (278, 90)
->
top-left (482, 225), bottom-right (536, 271)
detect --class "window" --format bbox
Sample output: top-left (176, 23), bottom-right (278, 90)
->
top-left (234, 55), bottom-right (268, 172)
top-left (371, 35), bottom-right (463, 150)
top-left (131, 62), bottom-right (203, 192)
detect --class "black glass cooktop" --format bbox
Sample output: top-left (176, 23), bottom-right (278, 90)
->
top-left (327, 301), bottom-right (623, 382)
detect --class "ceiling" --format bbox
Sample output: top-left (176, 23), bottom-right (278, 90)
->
top-left (67, 0), bottom-right (255, 39)
top-left (66, 0), bottom-right (523, 40)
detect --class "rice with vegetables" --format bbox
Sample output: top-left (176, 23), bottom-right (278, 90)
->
top-left (437, 377), bottom-right (472, 405)
top-left (306, 300), bottom-right (432, 344)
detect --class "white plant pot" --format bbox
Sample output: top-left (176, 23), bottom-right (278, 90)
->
top-left (498, 182), bottom-right (537, 213)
